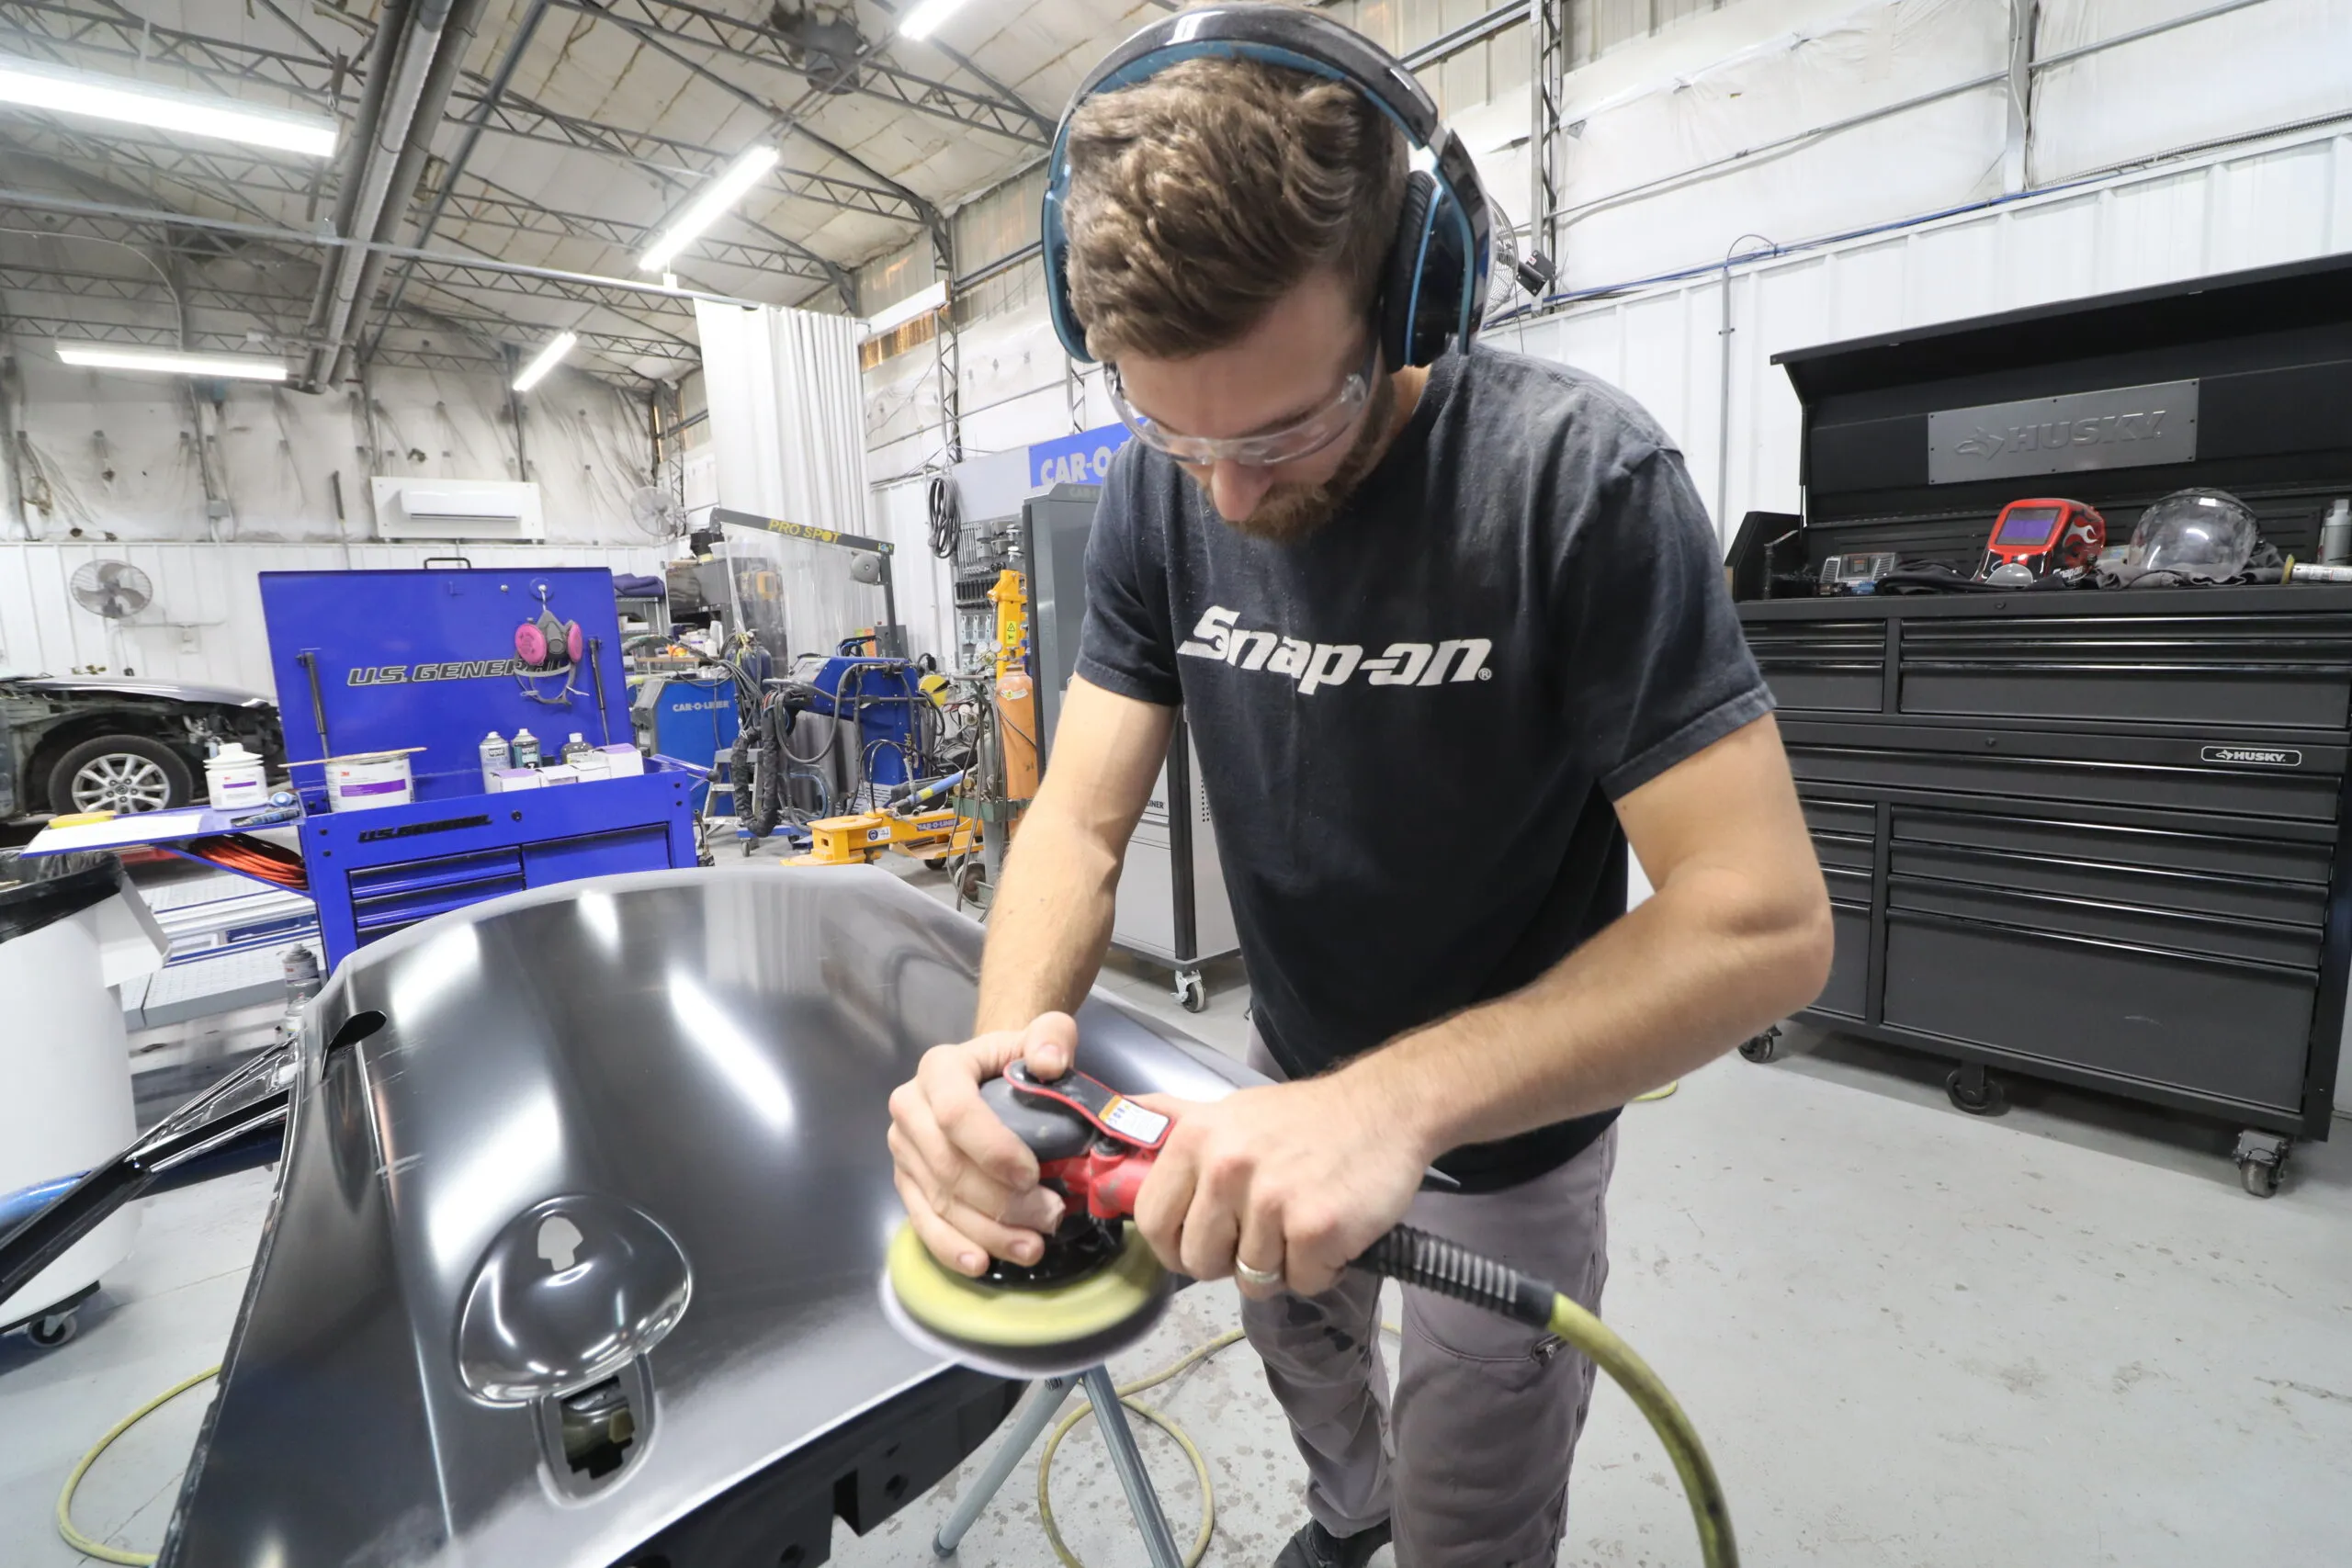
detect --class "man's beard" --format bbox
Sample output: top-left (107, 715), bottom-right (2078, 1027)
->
top-left (1216, 370), bottom-right (1397, 545)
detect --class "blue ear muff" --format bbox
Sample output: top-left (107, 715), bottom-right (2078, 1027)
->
top-left (1042, 176), bottom-right (1087, 362)
top-left (1379, 171), bottom-right (1470, 369)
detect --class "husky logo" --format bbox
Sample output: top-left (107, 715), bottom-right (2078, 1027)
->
top-left (1178, 606), bottom-right (1492, 695)
top-left (1952, 409), bottom-right (2172, 461)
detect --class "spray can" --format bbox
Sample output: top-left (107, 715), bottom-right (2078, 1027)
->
top-left (480, 730), bottom-right (511, 790)
top-left (2322, 499), bottom-right (2352, 565)
top-left (560, 731), bottom-right (594, 765)
top-left (511, 728), bottom-right (542, 769)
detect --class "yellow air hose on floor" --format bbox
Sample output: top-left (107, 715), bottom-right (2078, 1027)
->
top-left (56, 1365), bottom-right (219, 1566)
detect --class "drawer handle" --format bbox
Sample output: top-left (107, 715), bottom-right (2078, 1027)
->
top-left (1796, 746), bottom-right (2337, 784)
top-left (1889, 906), bottom-right (2317, 980)
top-left (1890, 872), bottom-right (2317, 938)
top-left (1902, 659), bottom-right (2352, 677)
top-left (1891, 842), bottom-right (2322, 898)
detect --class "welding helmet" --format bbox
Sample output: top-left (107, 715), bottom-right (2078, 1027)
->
top-left (2128, 490), bottom-right (2259, 583)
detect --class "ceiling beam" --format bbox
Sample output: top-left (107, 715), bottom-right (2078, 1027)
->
top-left (0, 263), bottom-right (693, 363)
top-left (3, 308), bottom-right (507, 372)
top-left (424, 179), bottom-right (832, 278)
top-left (556, 0), bottom-right (1051, 147)
top-left (0, 186), bottom-right (764, 362)
top-left (464, 98), bottom-right (924, 223)
top-left (0, 2), bottom-right (926, 226)
top-left (0, 119), bottom-right (326, 204)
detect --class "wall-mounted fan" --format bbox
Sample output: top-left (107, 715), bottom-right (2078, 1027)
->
top-left (70, 559), bottom-right (153, 621)
top-left (628, 484), bottom-right (688, 540)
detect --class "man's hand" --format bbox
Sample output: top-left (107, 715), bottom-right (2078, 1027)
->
top-left (888, 1013), bottom-right (1078, 1278)
top-left (1132, 1071), bottom-right (1428, 1299)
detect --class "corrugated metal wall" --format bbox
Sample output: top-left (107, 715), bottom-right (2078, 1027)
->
top-left (0, 542), bottom-right (673, 699)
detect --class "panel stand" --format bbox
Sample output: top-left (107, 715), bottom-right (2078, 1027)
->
top-left (933, 1367), bottom-right (1183, 1568)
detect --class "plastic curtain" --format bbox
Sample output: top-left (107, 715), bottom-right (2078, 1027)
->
top-left (692, 299), bottom-right (872, 537)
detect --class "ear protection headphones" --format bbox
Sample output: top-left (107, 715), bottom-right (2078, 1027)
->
top-left (1041, 4), bottom-right (1493, 373)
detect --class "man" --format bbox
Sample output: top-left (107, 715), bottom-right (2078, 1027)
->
top-left (886, 25), bottom-right (1832, 1568)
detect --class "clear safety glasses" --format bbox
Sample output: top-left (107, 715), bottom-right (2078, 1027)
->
top-left (1106, 337), bottom-right (1380, 468)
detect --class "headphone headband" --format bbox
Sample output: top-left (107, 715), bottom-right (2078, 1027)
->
top-left (1042, 4), bottom-right (1491, 368)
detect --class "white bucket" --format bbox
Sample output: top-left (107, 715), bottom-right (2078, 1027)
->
top-left (326, 752), bottom-right (414, 812)
top-left (205, 743), bottom-right (269, 809)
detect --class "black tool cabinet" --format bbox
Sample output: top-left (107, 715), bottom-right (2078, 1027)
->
top-left (1739, 253), bottom-right (2352, 1194)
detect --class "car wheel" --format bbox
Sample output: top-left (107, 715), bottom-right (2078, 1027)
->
top-left (50, 735), bottom-right (193, 815)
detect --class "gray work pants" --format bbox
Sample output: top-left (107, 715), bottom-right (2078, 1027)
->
top-left (1238, 1032), bottom-right (1616, 1567)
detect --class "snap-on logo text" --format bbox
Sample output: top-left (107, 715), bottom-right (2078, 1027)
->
top-left (1178, 606), bottom-right (1492, 695)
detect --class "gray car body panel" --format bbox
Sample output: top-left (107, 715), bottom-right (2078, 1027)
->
top-left (159, 864), bottom-right (1261, 1567)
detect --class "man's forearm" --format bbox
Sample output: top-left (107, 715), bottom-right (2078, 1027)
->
top-left (973, 808), bottom-right (1127, 1032)
top-left (1349, 859), bottom-right (1833, 1162)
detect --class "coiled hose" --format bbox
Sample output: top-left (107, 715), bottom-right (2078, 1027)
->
top-left (1357, 1224), bottom-right (1737, 1567)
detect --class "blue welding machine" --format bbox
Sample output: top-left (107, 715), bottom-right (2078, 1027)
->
top-left (259, 568), bottom-right (698, 968)
top-left (631, 671), bottom-right (742, 813)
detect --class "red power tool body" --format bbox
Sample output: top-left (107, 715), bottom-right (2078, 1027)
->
top-left (999, 1060), bottom-right (1167, 1221)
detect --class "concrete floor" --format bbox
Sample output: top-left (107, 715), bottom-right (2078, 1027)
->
top-left (5, 877), bottom-right (2350, 1565)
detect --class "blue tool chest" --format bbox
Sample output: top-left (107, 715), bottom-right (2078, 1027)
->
top-left (259, 567), bottom-right (698, 968)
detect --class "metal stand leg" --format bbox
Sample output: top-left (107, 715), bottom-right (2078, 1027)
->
top-left (1081, 1365), bottom-right (1185, 1568)
top-left (933, 1376), bottom-right (1077, 1557)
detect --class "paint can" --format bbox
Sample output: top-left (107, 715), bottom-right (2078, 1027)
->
top-left (205, 743), bottom-right (270, 809)
top-left (326, 751), bottom-right (414, 812)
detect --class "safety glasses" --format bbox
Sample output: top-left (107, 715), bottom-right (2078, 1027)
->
top-left (1106, 336), bottom-right (1379, 468)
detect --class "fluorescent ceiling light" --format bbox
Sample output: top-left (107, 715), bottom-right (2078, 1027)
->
top-left (0, 55), bottom-right (336, 157)
top-left (639, 145), bottom-right (780, 274)
top-left (860, 280), bottom-right (948, 340)
top-left (899, 0), bottom-right (974, 41)
top-left (513, 332), bottom-right (578, 391)
top-left (56, 344), bottom-right (288, 381)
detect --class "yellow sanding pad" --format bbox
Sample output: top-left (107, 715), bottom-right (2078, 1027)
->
top-left (883, 1221), bottom-right (1166, 1348)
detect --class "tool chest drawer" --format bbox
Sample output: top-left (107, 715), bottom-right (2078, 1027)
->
top-left (1886, 876), bottom-right (2320, 968)
top-left (1882, 913), bottom-right (2315, 1111)
top-left (1746, 620), bottom-right (1884, 713)
top-left (1786, 730), bottom-right (2345, 821)
top-left (1896, 616), bottom-right (2352, 730)
top-left (348, 849), bottom-right (527, 934)
top-left (1810, 829), bottom-right (1874, 872)
top-left (1889, 807), bottom-right (2333, 886)
top-left (1801, 799), bottom-right (1877, 838)
top-left (1816, 906), bottom-right (1871, 1020)
top-left (1891, 810), bottom-right (2328, 928)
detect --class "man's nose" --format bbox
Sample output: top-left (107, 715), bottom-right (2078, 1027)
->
top-left (1209, 461), bottom-right (1274, 523)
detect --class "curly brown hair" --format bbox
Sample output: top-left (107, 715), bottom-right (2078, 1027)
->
top-left (1062, 54), bottom-right (1407, 362)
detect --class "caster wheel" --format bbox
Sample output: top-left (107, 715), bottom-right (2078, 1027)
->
top-left (1946, 1067), bottom-right (2007, 1117)
top-left (1738, 1028), bottom-right (1781, 1064)
top-left (954, 861), bottom-right (985, 906)
top-left (28, 1312), bottom-right (76, 1348)
top-left (2240, 1157), bottom-right (2283, 1198)
top-left (923, 855), bottom-right (948, 871)
top-left (1175, 971), bottom-right (1208, 1013)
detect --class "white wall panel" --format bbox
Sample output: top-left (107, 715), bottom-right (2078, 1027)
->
top-left (2033, 0), bottom-right (2352, 182)
top-left (1496, 128), bottom-right (2352, 536)
top-left (5, 349), bottom-right (656, 547)
top-left (0, 543), bottom-right (673, 703)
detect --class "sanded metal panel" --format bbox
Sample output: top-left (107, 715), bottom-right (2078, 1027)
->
top-left (164, 866), bottom-right (1265, 1567)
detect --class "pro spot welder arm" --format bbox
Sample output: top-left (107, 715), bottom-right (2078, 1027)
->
top-left (1355, 1225), bottom-right (1739, 1568)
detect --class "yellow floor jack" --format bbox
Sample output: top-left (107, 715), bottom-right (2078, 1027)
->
top-left (787, 771), bottom-right (981, 867)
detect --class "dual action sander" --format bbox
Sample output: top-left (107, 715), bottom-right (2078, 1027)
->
top-left (880, 1063), bottom-right (1740, 1567)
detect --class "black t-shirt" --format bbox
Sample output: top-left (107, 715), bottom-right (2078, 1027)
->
top-left (1076, 345), bottom-right (1773, 1191)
